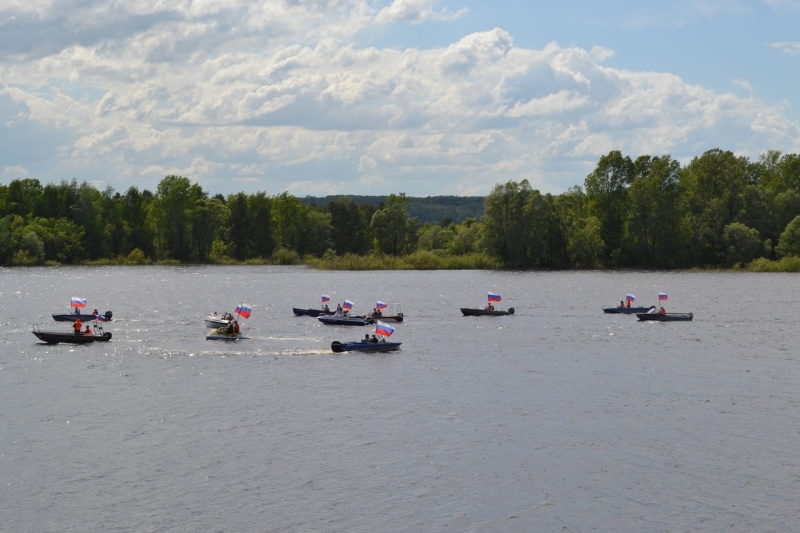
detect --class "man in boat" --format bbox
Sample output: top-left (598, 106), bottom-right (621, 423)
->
top-left (486, 303), bottom-right (494, 311)
top-left (226, 321), bottom-right (235, 334)
top-left (363, 333), bottom-right (371, 342)
top-left (233, 321), bottom-right (240, 333)
top-left (73, 317), bottom-right (82, 334)
top-left (84, 324), bottom-right (93, 336)
top-left (370, 334), bottom-right (378, 343)
top-left (658, 306), bottom-right (666, 315)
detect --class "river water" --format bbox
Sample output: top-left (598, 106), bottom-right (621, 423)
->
top-left (1, 266), bottom-right (798, 531)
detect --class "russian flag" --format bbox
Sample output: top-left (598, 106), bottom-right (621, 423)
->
top-left (626, 294), bottom-right (636, 302)
top-left (235, 304), bottom-right (252, 319)
top-left (488, 292), bottom-right (501, 302)
top-left (658, 292), bottom-right (668, 301)
top-left (376, 301), bottom-right (388, 309)
top-left (343, 300), bottom-right (354, 310)
top-left (375, 321), bottom-right (395, 337)
top-left (95, 314), bottom-right (108, 322)
top-left (321, 294), bottom-right (331, 303)
top-left (71, 297), bottom-right (87, 308)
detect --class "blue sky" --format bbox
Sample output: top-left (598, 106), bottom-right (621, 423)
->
top-left (1, 0), bottom-right (798, 198)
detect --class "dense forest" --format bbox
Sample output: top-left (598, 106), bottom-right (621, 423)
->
top-left (2, 148), bottom-right (800, 270)
top-left (298, 195), bottom-right (486, 224)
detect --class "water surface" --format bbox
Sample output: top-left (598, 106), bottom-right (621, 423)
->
top-left (1, 267), bottom-right (798, 531)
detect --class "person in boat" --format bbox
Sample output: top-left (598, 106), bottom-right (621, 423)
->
top-left (212, 311), bottom-right (219, 317)
top-left (84, 324), bottom-right (93, 336)
top-left (486, 303), bottom-right (494, 311)
top-left (74, 307), bottom-right (80, 315)
top-left (73, 317), bottom-right (82, 334)
top-left (226, 321), bottom-right (235, 334)
top-left (370, 334), bottom-right (378, 343)
top-left (619, 300), bottom-right (625, 308)
top-left (233, 321), bottom-right (240, 333)
top-left (336, 304), bottom-right (343, 316)
top-left (323, 304), bottom-right (330, 312)
top-left (658, 306), bottom-right (666, 315)
top-left (363, 333), bottom-right (371, 342)
top-left (625, 300), bottom-right (631, 308)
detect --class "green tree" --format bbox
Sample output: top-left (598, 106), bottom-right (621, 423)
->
top-left (272, 192), bottom-right (308, 253)
top-left (328, 197), bottom-right (371, 255)
top-left (623, 155), bottom-right (685, 267)
top-left (97, 187), bottom-right (132, 258)
top-left (370, 194), bottom-right (419, 256)
top-left (6, 178), bottom-right (43, 217)
top-left (482, 180), bottom-right (534, 267)
top-left (150, 176), bottom-right (206, 260)
top-left (554, 186), bottom-right (587, 268)
top-left (447, 218), bottom-right (483, 255)
top-left (585, 151), bottom-right (634, 264)
top-left (680, 148), bottom-right (751, 266)
top-left (121, 187), bottom-right (155, 259)
top-left (67, 182), bottom-right (105, 259)
top-left (191, 198), bottom-right (230, 261)
top-left (776, 215), bottom-right (800, 258)
top-left (41, 180), bottom-right (78, 220)
top-left (569, 216), bottom-right (605, 268)
top-left (723, 222), bottom-right (761, 266)
top-left (12, 217), bottom-right (85, 263)
top-left (305, 209), bottom-right (334, 257)
top-left (248, 192), bottom-right (275, 258)
top-left (417, 222), bottom-right (456, 252)
top-left (226, 192), bottom-right (251, 260)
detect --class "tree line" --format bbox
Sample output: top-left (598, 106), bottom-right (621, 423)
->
top-left (480, 148), bottom-right (800, 269)
top-left (298, 195), bottom-right (486, 224)
top-left (2, 148), bottom-right (800, 269)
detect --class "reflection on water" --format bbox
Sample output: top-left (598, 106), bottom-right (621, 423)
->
top-left (1, 266), bottom-right (799, 531)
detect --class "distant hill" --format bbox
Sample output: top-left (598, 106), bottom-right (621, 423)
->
top-left (299, 195), bottom-right (485, 224)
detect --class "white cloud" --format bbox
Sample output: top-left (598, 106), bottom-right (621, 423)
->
top-left (770, 41), bottom-right (800, 55)
top-left (375, 0), bottom-right (467, 25)
top-left (0, 0), bottom-right (798, 196)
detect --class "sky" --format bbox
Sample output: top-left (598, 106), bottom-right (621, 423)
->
top-left (1, 0), bottom-right (799, 198)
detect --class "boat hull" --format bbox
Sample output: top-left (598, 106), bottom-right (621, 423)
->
top-left (32, 330), bottom-right (111, 344)
top-left (636, 312), bottom-right (693, 322)
top-left (318, 316), bottom-right (372, 326)
top-left (205, 316), bottom-right (231, 328)
top-left (460, 307), bottom-right (515, 316)
top-left (331, 340), bottom-right (402, 353)
top-left (206, 328), bottom-right (249, 340)
top-left (368, 313), bottom-right (404, 323)
top-left (603, 306), bottom-right (656, 314)
top-left (293, 307), bottom-right (334, 317)
top-left (53, 311), bottom-right (113, 322)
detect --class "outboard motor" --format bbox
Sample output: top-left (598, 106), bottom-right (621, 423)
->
top-left (104, 311), bottom-right (113, 321)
